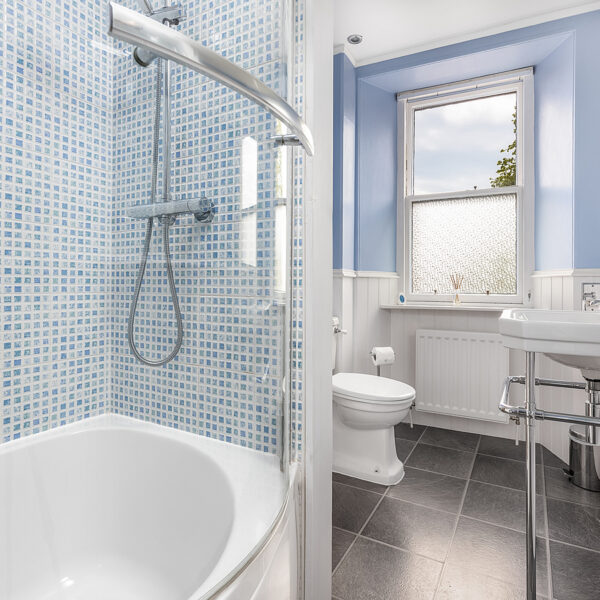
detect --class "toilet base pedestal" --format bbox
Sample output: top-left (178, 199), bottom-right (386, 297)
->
top-left (333, 410), bottom-right (405, 485)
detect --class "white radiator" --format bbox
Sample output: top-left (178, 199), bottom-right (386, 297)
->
top-left (415, 329), bottom-right (509, 423)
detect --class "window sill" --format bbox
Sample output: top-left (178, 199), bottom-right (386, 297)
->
top-left (380, 302), bottom-right (526, 312)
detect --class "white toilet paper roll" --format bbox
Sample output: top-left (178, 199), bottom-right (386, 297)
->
top-left (370, 346), bottom-right (395, 367)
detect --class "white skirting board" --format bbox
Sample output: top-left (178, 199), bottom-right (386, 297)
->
top-left (416, 329), bottom-right (510, 423)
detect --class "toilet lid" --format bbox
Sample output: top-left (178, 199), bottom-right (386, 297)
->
top-left (332, 373), bottom-right (415, 403)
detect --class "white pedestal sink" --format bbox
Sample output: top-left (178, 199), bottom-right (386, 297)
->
top-left (499, 309), bottom-right (600, 379)
top-left (498, 308), bottom-right (600, 600)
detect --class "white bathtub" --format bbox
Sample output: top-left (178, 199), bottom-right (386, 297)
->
top-left (0, 415), bottom-right (298, 600)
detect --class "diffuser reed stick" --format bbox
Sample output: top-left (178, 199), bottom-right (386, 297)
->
top-left (450, 273), bottom-right (464, 305)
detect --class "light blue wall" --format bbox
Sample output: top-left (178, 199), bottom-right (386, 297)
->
top-left (573, 15), bottom-right (600, 268)
top-left (333, 53), bottom-right (356, 270)
top-left (355, 81), bottom-right (397, 271)
top-left (535, 37), bottom-right (574, 270)
top-left (333, 10), bottom-right (600, 272)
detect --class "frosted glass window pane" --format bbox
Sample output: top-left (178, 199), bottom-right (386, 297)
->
top-left (411, 193), bottom-right (517, 295)
top-left (413, 93), bottom-right (516, 195)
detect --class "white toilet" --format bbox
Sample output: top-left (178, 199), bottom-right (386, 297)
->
top-left (332, 324), bottom-right (416, 485)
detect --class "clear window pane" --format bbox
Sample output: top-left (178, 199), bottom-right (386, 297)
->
top-left (413, 93), bottom-right (516, 195)
top-left (411, 193), bottom-right (517, 295)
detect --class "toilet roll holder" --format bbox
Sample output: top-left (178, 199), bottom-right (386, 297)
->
top-left (369, 349), bottom-right (382, 376)
top-left (370, 347), bottom-right (395, 377)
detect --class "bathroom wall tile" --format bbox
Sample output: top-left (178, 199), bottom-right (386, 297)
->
top-left (406, 443), bottom-right (475, 478)
top-left (0, 0), bottom-right (112, 441)
top-left (332, 537), bottom-right (442, 600)
top-left (387, 466), bottom-right (467, 513)
top-left (0, 0), bottom-right (304, 455)
top-left (363, 496), bottom-right (457, 562)
top-left (332, 481), bottom-right (381, 533)
top-left (108, 0), bottom-right (299, 455)
top-left (420, 426), bottom-right (480, 452)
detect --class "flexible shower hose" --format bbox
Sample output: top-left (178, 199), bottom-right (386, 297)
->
top-left (128, 58), bottom-right (184, 366)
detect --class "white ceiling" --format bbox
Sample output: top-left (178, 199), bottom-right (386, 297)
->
top-left (334, 0), bottom-right (600, 66)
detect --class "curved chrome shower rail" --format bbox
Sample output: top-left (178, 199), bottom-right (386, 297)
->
top-left (107, 2), bottom-right (315, 156)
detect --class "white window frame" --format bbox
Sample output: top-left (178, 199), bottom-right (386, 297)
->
top-left (397, 68), bottom-right (534, 305)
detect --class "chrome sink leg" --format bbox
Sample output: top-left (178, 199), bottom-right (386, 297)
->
top-left (525, 351), bottom-right (536, 600)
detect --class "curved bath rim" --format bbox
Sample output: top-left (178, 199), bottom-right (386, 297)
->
top-left (0, 415), bottom-right (293, 600)
top-left (194, 464), bottom-right (298, 600)
top-left (107, 2), bottom-right (314, 156)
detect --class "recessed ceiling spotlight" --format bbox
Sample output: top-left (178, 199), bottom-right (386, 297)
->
top-left (347, 34), bottom-right (363, 45)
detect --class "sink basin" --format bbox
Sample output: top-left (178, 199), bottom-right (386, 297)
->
top-left (499, 309), bottom-right (600, 379)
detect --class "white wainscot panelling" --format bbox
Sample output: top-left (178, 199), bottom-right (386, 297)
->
top-left (531, 270), bottom-right (600, 462)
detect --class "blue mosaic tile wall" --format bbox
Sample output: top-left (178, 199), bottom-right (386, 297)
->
top-left (0, 0), bottom-right (112, 441)
top-left (110, 0), bottom-right (301, 454)
top-left (0, 0), bottom-right (304, 454)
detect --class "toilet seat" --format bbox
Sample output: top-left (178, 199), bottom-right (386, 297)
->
top-left (332, 373), bottom-right (415, 405)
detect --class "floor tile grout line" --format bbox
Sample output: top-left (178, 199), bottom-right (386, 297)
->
top-left (546, 536), bottom-right (600, 555)
top-left (332, 478), bottom-right (388, 496)
top-left (356, 532), bottom-right (446, 564)
top-left (331, 531), bottom-right (358, 580)
top-left (544, 488), bottom-right (600, 510)
top-left (350, 508), bottom-right (551, 556)
top-left (415, 439), bottom-right (480, 455)
top-left (343, 482), bottom-right (551, 531)
top-left (395, 422), bottom-right (427, 445)
top-left (400, 464), bottom-right (468, 481)
top-left (357, 488), bottom-right (388, 537)
top-left (399, 434), bottom-right (419, 464)
top-left (432, 433), bottom-right (481, 598)
top-left (383, 491), bottom-right (464, 517)
top-left (331, 487), bottom-right (388, 580)
top-left (397, 462), bottom-right (545, 495)
top-left (458, 514), bottom-right (549, 539)
top-left (418, 431), bottom-right (481, 454)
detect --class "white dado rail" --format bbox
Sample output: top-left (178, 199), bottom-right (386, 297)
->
top-left (333, 268), bottom-right (600, 459)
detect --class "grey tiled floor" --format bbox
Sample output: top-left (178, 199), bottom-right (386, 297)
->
top-left (332, 424), bottom-right (600, 600)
